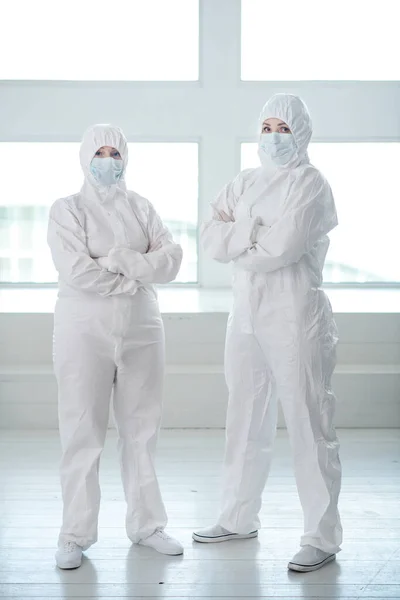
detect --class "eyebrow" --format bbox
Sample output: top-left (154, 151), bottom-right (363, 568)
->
top-left (263, 121), bottom-right (289, 127)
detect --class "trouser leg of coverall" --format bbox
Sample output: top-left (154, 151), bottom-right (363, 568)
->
top-left (55, 332), bottom-right (115, 550)
top-left (218, 324), bottom-right (278, 534)
top-left (113, 325), bottom-right (168, 544)
top-left (264, 304), bottom-right (342, 554)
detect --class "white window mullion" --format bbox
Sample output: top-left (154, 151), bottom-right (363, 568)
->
top-left (198, 0), bottom-right (241, 287)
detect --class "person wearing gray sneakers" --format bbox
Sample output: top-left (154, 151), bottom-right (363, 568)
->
top-left (193, 94), bottom-right (342, 573)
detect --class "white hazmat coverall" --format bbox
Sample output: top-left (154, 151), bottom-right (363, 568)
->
top-left (201, 95), bottom-right (342, 554)
top-left (48, 124), bottom-right (182, 549)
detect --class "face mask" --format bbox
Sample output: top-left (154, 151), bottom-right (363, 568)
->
top-left (90, 157), bottom-right (123, 186)
top-left (258, 132), bottom-right (297, 166)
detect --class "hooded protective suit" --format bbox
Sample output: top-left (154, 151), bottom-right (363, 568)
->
top-left (48, 124), bottom-right (182, 549)
top-left (201, 95), bottom-right (342, 553)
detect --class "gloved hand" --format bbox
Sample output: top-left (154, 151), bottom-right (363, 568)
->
top-left (94, 257), bottom-right (110, 270)
top-left (216, 210), bottom-right (234, 223)
top-left (256, 225), bottom-right (271, 240)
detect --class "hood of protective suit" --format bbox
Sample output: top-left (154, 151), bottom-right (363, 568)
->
top-left (80, 124), bottom-right (129, 201)
top-left (258, 94), bottom-right (312, 169)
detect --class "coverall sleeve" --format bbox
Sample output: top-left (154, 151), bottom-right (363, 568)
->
top-left (200, 174), bottom-right (260, 264)
top-left (234, 173), bottom-right (338, 273)
top-left (48, 201), bottom-right (139, 296)
top-left (108, 202), bottom-right (183, 284)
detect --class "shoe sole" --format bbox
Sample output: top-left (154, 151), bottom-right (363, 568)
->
top-left (192, 531), bottom-right (258, 544)
top-left (288, 553), bottom-right (336, 572)
top-left (56, 560), bottom-right (82, 570)
top-left (138, 542), bottom-right (184, 556)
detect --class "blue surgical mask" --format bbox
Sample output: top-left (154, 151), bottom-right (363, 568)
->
top-left (258, 132), bottom-right (297, 166)
top-left (90, 157), bottom-right (123, 186)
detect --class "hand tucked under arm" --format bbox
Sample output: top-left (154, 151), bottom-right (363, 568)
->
top-left (47, 203), bottom-right (139, 297)
top-left (200, 174), bottom-right (260, 263)
top-left (201, 210), bottom-right (260, 264)
top-left (107, 201), bottom-right (183, 284)
top-left (234, 174), bottom-right (337, 273)
top-left (93, 257), bottom-right (110, 270)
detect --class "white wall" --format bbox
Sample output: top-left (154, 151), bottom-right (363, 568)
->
top-left (1, 305), bottom-right (400, 429)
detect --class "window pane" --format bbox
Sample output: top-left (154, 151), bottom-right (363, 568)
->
top-left (0, 0), bottom-right (198, 80)
top-left (241, 0), bottom-right (399, 80)
top-left (0, 142), bottom-right (198, 283)
top-left (0, 143), bottom-right (80, 284)
top-left (126, 144), bottom-right (198, 283)
top-left (241, 142), bottom-right (400, 283)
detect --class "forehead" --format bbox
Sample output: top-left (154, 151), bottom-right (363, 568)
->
top-left (96, 145), bottom-right (118, 151)
top-left (263, 118), bottom-right (288, 125)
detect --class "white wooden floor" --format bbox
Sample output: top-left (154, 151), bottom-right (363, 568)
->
top-left (0, 429), bottom-right (399, 600)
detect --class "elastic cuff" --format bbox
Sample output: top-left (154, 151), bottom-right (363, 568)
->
top-left (250, 218), bottom-right (262, 244)
top-left (127, 526), bottom-right (160, 544)
top-left (58, 534), bottom-right (96, 551)
top-left (300, 536), bottom-right (341, 554)
top-left (237, 217), bottom-right (261, 251)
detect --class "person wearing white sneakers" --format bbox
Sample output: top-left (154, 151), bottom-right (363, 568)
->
top-left (49, 124), bottom-right (183, 569)
top-left (193, 94), bottom-right (342, 573)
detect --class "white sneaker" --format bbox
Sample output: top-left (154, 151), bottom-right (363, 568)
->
top-left (139, 529), bottom-right (184, 556)
top-left (55, 541), bottom-right (83, 569)
top-left (288, 545), bottom-right (336, 572)
top-left (192, 524), bottom-right (258, 544)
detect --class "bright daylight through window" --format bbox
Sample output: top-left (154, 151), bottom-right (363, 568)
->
top-left (1, 0), bottom-right (398, 287)
top-left (0, 0), bottom-right (199, 80)
top-left (0, 143), bottom-right (198, 284)
top-left (241, 0), bottom-right (399, 80)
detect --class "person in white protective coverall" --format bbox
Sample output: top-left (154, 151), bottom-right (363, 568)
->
top-left (193, 94), bottom-right (342, 573)
top-left (48, 124), bottom-right (184, 570)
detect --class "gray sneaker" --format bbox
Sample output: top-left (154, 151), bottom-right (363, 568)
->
top-left (192, 524), bottom-right (258, 543)
top-left (288, 545), bottom-right (336, 572)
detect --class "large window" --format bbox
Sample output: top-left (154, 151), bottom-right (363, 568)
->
top-left (241, 0), bottom-right (399, 80)
top-left (241, 143), bottom-right (400, 283)
top-left (0, 0), bottom-right (199, 80)
top-left (0, 143), bottom-right (198, 284)
top-left (1, 1), bottom-right (399, 288)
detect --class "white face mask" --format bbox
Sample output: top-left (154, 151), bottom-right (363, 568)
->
top-left (90, 156), bottom-right (123, 186)
top-left (258, 132), bottom-right (297, 166)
